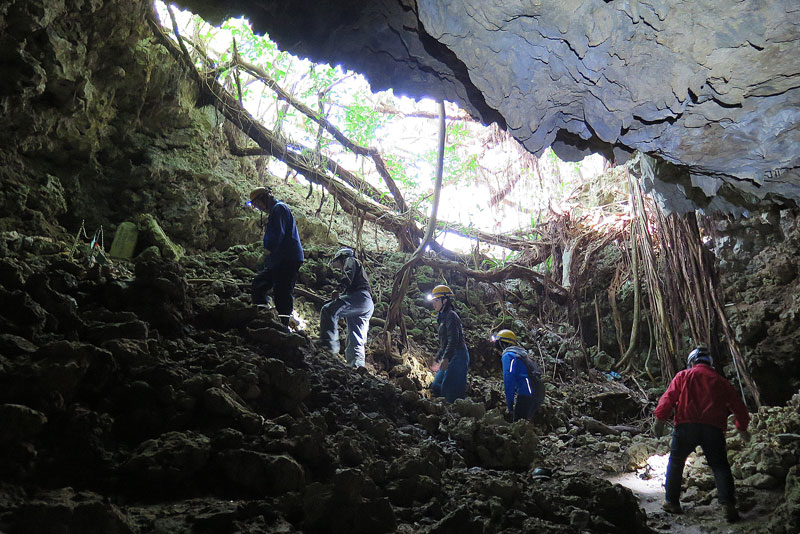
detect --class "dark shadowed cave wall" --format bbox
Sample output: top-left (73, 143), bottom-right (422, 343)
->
top-left (0, 0), bottom-right (259, 251)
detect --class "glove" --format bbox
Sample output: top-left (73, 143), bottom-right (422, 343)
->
top-left (653, 419), bottom-right (666, 438)
top-left (738, 429), bottom-right (751, 443)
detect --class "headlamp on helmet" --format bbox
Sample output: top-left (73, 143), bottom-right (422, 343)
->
top-left (427, 284), bottom-right (454, 301)
top-left (492, 329), bottom-right (517, 345)
top-left (247, 187), bottom-right (272, 210)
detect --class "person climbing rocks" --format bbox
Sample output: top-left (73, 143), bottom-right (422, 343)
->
top-left (654, 346), bottom-right (751, 523)
top-left (426, 284), bottom-right (470, 403)
top-left (492, 329), bottom-right (545, 421)
top-left (318, 247), bottom-right (374, 368)
top-left (248, 187), bottom-right (304, 329)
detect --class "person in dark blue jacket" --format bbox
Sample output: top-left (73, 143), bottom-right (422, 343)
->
top-left (319, 248), bottom-right (374, 368)
top-left (492, 329), bottom-right (543, 421)
top-left (248, 187), bottom-right (304, 328)
top-left (427, 284), bottom-right (470, 402)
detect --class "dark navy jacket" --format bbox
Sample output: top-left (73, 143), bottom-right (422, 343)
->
top-left (263, 200), bottom-right (304, 268)
top-left (502, 346), bottom-right (534, 411)
top-left (435, 306), bottom-right (467, 363)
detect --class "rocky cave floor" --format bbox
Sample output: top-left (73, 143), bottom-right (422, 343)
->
top-left (1, 230), bottom-right (799, 534)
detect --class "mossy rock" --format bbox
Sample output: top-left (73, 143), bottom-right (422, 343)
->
top-left (593, 350), bottom-right (615, 371)
top-left (109, 221), bottom-right (138, 259)
top-left (136, 245), bottom-right (161, 261)
top-left (296, 215), bottom-right (338, 247)
top-left (415, 266), bottom-right (436, 292)
top-left (134, 214), bottom-right (183, 261)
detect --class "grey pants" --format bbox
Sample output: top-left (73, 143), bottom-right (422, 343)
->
top-left (319, 290), bottom-right (374, 367)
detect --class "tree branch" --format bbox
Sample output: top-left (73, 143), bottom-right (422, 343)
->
top-left (385, 100), bottom-right (447, 334)
top-left (234, 58), bottom-right (409, 213)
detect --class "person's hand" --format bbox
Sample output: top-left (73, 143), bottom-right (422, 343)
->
top-left (738, 429), bottom-right (751, 443)
top-left (653, 419), bottom-right (666, 437)
top-left (430, 361), bottom-right (441, 372)
top-left (440, 358), bottom-right (449, 370)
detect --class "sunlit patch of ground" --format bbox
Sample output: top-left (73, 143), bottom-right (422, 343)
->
top-left (608, 453), bottom-right (781, 534)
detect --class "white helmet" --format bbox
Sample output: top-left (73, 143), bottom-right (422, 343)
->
top-left (687, 346), bottom-right (713, 368)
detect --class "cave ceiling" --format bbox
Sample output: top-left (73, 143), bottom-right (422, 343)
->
top-left (178, 0), bottom-right (800, 213)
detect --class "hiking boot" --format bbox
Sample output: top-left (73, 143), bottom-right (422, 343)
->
top-left (723, 502), bottom-right (740, 523)
top-left (662, 501), bottom-right (683, 514)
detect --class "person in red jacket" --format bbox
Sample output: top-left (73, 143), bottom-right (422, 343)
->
top-left (654, 346), bottom-right (751, 523)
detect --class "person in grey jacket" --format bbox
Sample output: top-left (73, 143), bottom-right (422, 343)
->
top-left (319, 248), bottom-right (374, 367)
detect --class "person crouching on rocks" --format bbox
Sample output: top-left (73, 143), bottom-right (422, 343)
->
top-left (427, 284), bottom-right (470, 403)
top-left (492, 329), bottom-right (544, 421)
top-left (248, 187), bottom-right (304, 329)
top-left (318, 248), bottom-right (374, 368)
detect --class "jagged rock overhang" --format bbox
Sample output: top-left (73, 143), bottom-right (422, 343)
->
top-left (176, 0), bottom-right (800, 212)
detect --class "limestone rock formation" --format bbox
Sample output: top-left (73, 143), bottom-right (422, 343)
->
top-left (180, 0), bottom-right (800, 211)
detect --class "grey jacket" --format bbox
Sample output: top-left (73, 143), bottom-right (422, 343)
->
top-left (337, 256), bottom-right (371, 295)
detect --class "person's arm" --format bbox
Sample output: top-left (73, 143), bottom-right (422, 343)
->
top-left (654, 372), bottom-right (683, 422)
top-left (440, 310), bottom-right (461, 362)
top-left (503, 355), bottom-right (515, 412)
top-left (337, 257), bottom-right (357, 293)
top-left (434, 319), bottom-right (446, 363)
top-left (725, 381), bottom-right (751, 431)
top-left (263, 204), bottom-right (288, 252)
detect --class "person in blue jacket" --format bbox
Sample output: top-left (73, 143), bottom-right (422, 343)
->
top-left (248, 187), bottom-right (304, 329)
top-left (319, 248), bottom-right (374, 368)
top-left (427, 284), bottom-right (470, 402)
top-left (492, 329), bottom-right (542, 421)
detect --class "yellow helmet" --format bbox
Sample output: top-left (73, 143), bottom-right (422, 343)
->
top-left (427, 284), bottom-right (454, 301)
top-left (492, 329), bottom-right (517, 344)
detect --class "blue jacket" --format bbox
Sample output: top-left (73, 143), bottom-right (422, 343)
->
top-left (263, 200), bottom-right (304, 268)
top-left (502, 346), bottom-right (533, 411)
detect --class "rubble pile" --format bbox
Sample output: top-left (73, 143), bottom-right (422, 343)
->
top-left (0, 230), bottom-right (656, 533)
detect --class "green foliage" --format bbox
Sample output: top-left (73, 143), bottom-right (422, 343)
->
top-left (344, 101), bottom-right (386, 146)
top-left (384, 154), bottom-right (416, 191)
top-left (480, 249), bottom-right (518, 270)
top-left (164, 7), bottom-right (625, 262)
top-left (420, 121), bottom-right (481, 188)
top-left (304, 64), bottom-right (339, 101)
top-left (220, 19), bottom-right (281, 67)
top-left (542, 255), bottom-right (554, 274)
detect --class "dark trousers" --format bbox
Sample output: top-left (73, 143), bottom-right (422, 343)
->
top-left (665, 422), bottom-right (736, 505)
top-left (430, 347), bottom-right (469, 403)
top-left (513, 395), bottom-right (534, 421)
top-left (251, 260), bottom-right (302, 325)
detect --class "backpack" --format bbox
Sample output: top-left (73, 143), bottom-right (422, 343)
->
top-left (519, 354), bottom-right (546, 415)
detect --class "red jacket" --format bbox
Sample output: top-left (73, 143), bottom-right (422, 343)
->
top-left (655, 364), bottom-right (750, 431)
